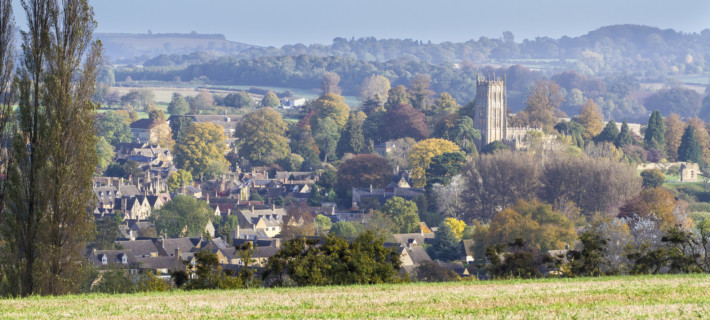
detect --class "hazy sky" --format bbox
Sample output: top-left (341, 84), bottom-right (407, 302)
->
top-left (12, 0), bottom-right (710, 47)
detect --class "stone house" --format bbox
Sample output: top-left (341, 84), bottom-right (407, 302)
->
top-left (130, 118), bottom-right (171, 145)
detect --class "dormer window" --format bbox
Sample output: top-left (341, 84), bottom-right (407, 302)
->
top-left (121, 255), bottom-right (127, 264)
top-left (101, 255), bottom-right (107, 264)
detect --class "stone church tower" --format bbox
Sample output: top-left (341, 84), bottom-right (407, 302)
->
top-left (473, 75), bottom-right (507, 149)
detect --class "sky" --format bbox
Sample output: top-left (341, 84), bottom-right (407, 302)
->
top-left (11, 0), bottom-right (710, 47)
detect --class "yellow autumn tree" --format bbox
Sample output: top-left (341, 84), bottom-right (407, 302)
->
top-left (575, 99), bottom-right (603, 140)
top-left (444, 217), bottom-right (466, 240)
top-left (408, 138), bottom-right (460, 187)
top-left (310, 92), bottom-right (350, 130)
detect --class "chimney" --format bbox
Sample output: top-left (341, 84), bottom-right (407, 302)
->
top-left (369, 184), bottom-right (373, 193)
top-left (205, 193), bottom-right (210, 204)
top-left (236, 224), bottom-right (240, 238)
top-left (227, 208), bottom-right (231, 216)
top-left (175, 248), bottom-right (181, 258)
top-left (272, 204), bottom-right (276, 212)
top-left (420, 228), bottom-right (424, 236)
top-left (251, 205), bottom-right (254, 213)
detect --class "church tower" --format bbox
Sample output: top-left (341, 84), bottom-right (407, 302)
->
top-left (473, 75), bottom-right (507, 149)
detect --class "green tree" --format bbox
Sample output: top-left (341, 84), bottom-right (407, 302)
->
top-left (567, 230), bottom-right (608, 276)
top-left (153, 195), bottom-right (213, 237)
top-left (424, 151), bottom-right (466, 190)
top-left (174, 122), bottom-right (229, 180)
top-left (640, 169), bottom-right (665, 189)
top-left (235, 107), bottom-right (290, 165)
top-left (615, 119), bottom-right (634, 148)
top-left (331, 221), bottom-right (359, 238)
top-left (408, 74), bottom-right (434, 111)
top-left (314, 214), bottom-right (332, 235)
top-left (310, 93), bottom-right (350, 129)
top-left (224, 91), bottom-right (253, 109)
top-left (381, 197), bottom-right (420, 233)
top-left (408, 138), bottom-right (460, 187)
top-left (644, 110), bottom-right (665, 151)
top-left (336, 111), bottom-right (366, 157)
top-left (480, 140), bottom-right (510, 154)
top-left (261, 91), bottom-right (280, 108)
top-left (312, 117), bottom-right (340, 162)
top-left (96, 137), bottom-right (115, 172)
top-left (677, 125), bottom-right (703, 163)
top-left (167, 93), bottom-right (189, 115)
top-left (91, 266), bottom-right (137, 294)
top-left (95, 110), bottom-right (134, 145)
top-left (308, 184), bottom-right (323, 207)
top-left (594, 120), bottom-right (619, 144)
top-left (168, 169), bottom-right (194, 193)
top-left (427, 223), bottom-right (461, 261)
top-left (385, 85), bottom-right (409, 110)
top-left (169, 115), bottom-right (193, 142)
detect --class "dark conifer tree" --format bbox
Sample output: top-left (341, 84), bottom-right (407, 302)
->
top-left (644, 110), bottom-right (665, 151)
top-left (678, 125), bottom-right (703, 163)
top-left (615, 119), bottom-right (634, 148)
top-left (594, 120), bottom-right (619, 144)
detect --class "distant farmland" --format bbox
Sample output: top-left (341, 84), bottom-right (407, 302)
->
top-left (1, 274), bottom-right (709, 319)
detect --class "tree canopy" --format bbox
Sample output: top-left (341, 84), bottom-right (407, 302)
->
top-left (408, 139), bottom-right (460, 187)
top-left (152, 195), bottom-right (213, 238)
top-left (174, 122), bottom-right (229, 179)
top-left (235, 107), bottom-right (290, 165)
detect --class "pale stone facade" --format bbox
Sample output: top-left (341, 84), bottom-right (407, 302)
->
top-left (473, 76), bottom-right (541, 149)
top-left (680, 163), bottom-right (700, 182)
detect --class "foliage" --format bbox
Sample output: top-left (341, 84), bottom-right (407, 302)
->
top-left (186, 250), bottom-right (243, 290)
top-left (644, 110), bottom-right (665, 152)
top-left (677, 125), bottom-right (703, 164)
top-left (330, 221), bottom-right (359, 238)
top-left (427, 223), bottom-right (461, 262)
top-left (663, 114), bottom-right (684, 160)
top-left (261, 91), bottom-right (280, 108)
top-left (414, 261), bottom-right (460, 282)
top-left (566, 230), bottom-right (608, 277)
top-left (433, 115), bottom-right (480, 154)
top-left (476, 200), bottom-right (577, 259)
top-left (91, 266), bottom-right (137, 294)
top-left (152, 195), bottom-right (213, 237)
top-left (574, 99), bottom-right (604, 140)
top-left (314, 214), bottom-right (332, 235)
top-left (312, 117), bottom-right (340, 162)
top-left (383, 104), bottom-right (429, 141)
top-left (167, 169), bottom-right (194, 193)
top-left (2, 0), bottom-right (102, 296)
top-left (95, 110), bottom-right (134, 145)
top-left (336, 111), bottom-right (367, 157)
top-left (174, 122), bottom-right (229, 179)
top-left (235, 107), bottom-right (290, 165)
top-left (188, 90), bottom-right (215, 112)
top-left (335, 154), bottom-right (392, 205)
top-left (615, 119), bottom-right (634, 148)
top-left (640, 169), bottom-right (665, 189)
top-left (515, 80), bottom-right (564, 132)
top-left (310, 93), bottom-right (350, 129)
top-left (223, 91), bottom-right (253, 109)
top-left (644, 87), bottom-right (704, 118)
top-left (594, 120), bottom-right (619, 144)
top-left (262, 231), bottom-right (402, 287)
top-left (381, 197), bottom-right (420, 233)
top-left (96, 137), bottom-right (115, 172)
top-left (444, 218), bottom-right (466, 240)
top-left (618, 187), bottom-right (691, 230)
top-left (480, 141), bottom-right (510, 154)
top-left (167, 93), bottom-right (190, 115)
top-left (463, 151), bottom-right (540, 222)
top-left (408, 139), bottom-right (460, 188)
top-left (425, 151), bottom-right (466, 190)
top-left (485, 238), bottom-right (548, 279)
top-left (359, 75), bottom-right (390, 107)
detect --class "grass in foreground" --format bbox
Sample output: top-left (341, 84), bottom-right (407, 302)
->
top-left (1, 274), bottom-right (709, 319)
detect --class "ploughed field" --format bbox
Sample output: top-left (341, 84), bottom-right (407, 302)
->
top-left (1, 274), bottom-right (709, 319)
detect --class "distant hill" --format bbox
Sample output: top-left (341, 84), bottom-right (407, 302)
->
top-left (95, 32), bottom-right (259, 64)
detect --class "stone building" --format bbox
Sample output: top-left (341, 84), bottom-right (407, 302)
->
top-left (680, 162), bottom-right (700, 182)
top-left (473, 75), bottom-right (541, 149)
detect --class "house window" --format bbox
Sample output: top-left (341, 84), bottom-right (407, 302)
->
top-left (122, 256), bottom-right (127, 264)
top-left (101, 256), bottom-right (107, 264)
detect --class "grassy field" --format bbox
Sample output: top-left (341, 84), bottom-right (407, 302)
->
top-left (1, 274), bottom-right (709, 319)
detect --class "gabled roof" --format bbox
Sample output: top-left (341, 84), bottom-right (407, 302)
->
top-left (115, 239), bottom-right (161, 258)
top-left (130, 118), bottom-right (160, 130)
top-left (406, 246), bottom-right (432, 265)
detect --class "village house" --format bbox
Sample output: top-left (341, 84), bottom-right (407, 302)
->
top-left (236, 205), bottom-right (288, 238)
top-left (129, 118), bottom-right (171, 145)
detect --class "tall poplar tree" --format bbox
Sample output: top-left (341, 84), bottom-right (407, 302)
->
top-left (3, 0), bottom-right (101, 296)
